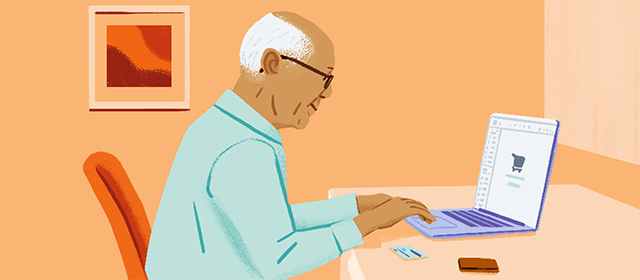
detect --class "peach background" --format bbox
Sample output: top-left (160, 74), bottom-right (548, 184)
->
top-left (0, 1), bottom-right (637, 279)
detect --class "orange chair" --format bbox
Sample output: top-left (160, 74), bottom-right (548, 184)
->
top-left (84, 152), bottom-right (150, 280)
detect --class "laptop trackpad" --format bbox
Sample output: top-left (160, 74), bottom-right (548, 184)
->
top-left (423, 216), bottom-right (457, 229)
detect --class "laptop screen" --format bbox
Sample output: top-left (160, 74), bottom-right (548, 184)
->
top-left (474, 113), bottom-right (559, 228)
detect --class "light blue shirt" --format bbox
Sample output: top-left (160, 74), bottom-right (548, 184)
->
top-left (145, 89), bottom-right (364, 279)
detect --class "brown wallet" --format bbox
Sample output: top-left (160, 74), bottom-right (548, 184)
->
top-left (458, 257), bottom-right (500, 273)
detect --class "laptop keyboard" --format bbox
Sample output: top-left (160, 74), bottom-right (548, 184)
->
top-left (441, 210), bottom-right (513, 228)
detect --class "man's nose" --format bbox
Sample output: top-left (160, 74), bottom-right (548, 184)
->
top-left (320, 85), bottom-right (332, 99)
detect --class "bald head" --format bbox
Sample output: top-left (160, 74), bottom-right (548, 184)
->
top-left (239, 12), bottom-right (333, 81)
top-left (273, 11), bottom-right (332, 46)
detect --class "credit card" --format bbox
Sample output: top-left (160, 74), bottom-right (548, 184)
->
top-left (390, 246), bottom-right (428, 260)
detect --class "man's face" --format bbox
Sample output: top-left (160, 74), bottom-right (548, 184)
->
top-left (268, 41), bottom-right (335, 129)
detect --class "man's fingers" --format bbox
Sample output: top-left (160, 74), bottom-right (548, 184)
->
top-left (405, 201), bottom-right (433, 215)
top-left (409, 206), bottom-right (437, 222)
top-left (408, 205), bottom-right (430, 213)
top-left (404, 200), bottom-right (431, 212)
top-left (421, 215), bottom-right (435, 224)
top-left (400, 198), bottom-right (431, 211)
top-left (418, 215), bottom-right (435, 224)
top-left (405, 199), bottom-right (436, 222)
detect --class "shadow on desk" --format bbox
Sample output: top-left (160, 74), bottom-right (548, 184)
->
top-left (428, 231), bottom-right (537, 242)
top-left (361, 223), bottom-right (422, 249)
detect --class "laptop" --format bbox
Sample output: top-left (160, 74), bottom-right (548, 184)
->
top-left (405, 113), bottom-right (560, 239)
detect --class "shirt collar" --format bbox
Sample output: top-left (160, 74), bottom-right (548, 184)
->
top-left (214, 89), bottom-right (282, 145)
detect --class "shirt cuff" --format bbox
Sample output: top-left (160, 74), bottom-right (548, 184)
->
top-left (330, 219), bottom-right (364, 253)
top-left (339, 193), bottom-right (360, 219)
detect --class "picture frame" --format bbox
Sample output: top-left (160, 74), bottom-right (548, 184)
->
top-left (89, 5), bottom-right (190, 110)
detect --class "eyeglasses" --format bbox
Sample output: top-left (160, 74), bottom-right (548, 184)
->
top-left (281, 55), bottom-right (334, 89)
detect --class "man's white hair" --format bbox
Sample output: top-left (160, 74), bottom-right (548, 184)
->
top-left (239, 13), bottom-right (315, 81)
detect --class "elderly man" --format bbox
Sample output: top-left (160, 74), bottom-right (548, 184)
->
top-left (145, 11), bottom-right (436, 279)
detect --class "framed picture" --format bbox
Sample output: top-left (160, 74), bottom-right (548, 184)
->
top-left (89, 6), bottom-right (190, 110)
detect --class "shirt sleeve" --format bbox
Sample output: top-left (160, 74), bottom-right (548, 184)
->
top-left (290, 194), bottom-right (359, 230)
top-left (206, 139), bottom-right (364, 279)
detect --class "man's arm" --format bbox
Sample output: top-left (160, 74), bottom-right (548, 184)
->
top-left (206, 139), bottom-right (363, 279)
top-left (290, 194), bottom-right (360, 230)
top-left (290, 193), bottom-right (396, 230)
top-left (293, 191), bottom-right (430, 231)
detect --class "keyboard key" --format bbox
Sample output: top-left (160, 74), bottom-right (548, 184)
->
top-left (455, 211), bottom-right (492, 227)
top-left (467, 211), bottom-right (512, 227)
top-left (478, 208), bottom-right (525, 226)
top-left (463, 211), bottom-right (502, 227)
top-left (442, 211), bottom-right (477, 227)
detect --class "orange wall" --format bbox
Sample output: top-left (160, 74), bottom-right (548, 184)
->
top-left (551, 145), bottom-right (640, 209)
top-left (1, 0), bottom-right (546, 279)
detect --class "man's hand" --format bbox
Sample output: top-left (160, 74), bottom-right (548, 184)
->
top-left (354, 197), bottom-right (437, 237)
top-left (368, 197), bottom-right (437, 228)
top-left (356, 194), bottom-right (393, 213)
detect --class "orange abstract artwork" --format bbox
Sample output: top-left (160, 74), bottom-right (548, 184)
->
top-left (107, 25), bottom-right (172, 87)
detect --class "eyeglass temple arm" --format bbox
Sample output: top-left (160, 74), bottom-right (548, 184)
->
top-left (280, 55), bottom-right (330, 78)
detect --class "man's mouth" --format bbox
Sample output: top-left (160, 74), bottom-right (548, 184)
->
top-left (309, 103), bottom-right (317, 111)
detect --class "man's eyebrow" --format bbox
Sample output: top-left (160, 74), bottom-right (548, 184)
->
top-left (327, 67), bottom-right (334, 70)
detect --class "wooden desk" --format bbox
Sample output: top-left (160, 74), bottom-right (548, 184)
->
top-left (329, 184), bottom-right (640, 280)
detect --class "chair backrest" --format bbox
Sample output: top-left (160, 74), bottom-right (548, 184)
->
top-left (84, 152), bottom-right (150, 280)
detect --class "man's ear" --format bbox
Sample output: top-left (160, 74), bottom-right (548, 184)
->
top-left (260, 48), bottom-right (280, 75)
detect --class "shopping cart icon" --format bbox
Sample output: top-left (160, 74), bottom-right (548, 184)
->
top-left (511, 153), bottom-right (526, 173)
